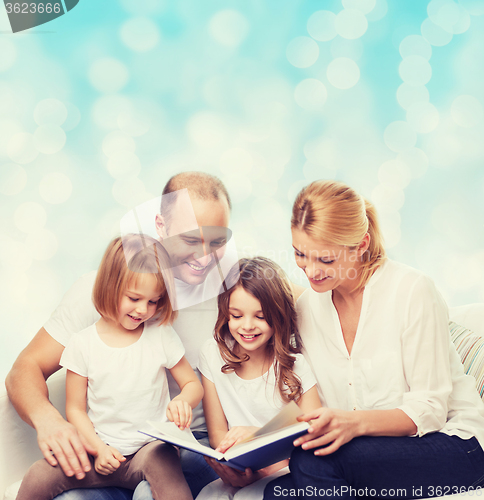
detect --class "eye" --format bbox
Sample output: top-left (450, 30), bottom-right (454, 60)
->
top-left (319, 259), bottom-right (335, 265)
top-left (128, 297), bottom-right (138, 302)
top-left (231, 314), bottom-right (242, 319)
top-left (149, 300), bottom-right (158, 305)
top-left (294, 249), bottom-right (304, 257)
top-left (211, 239), bottom-right (226, 248)
top-left (256, 316), bottom-right (265, 320)
top-left (184, 239), bottom-right (200, 246)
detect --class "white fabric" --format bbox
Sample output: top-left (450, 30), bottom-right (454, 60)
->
top-left (198, 338), bottom-right (316, 428)
top-left (297, 259), bottom-right (484, 447)
top-left (450, 303), bottom-right (484, 338)
top-left (60, 323), bottom-right (184, 455)
top-left (44, 270), bottom-right (218, 432)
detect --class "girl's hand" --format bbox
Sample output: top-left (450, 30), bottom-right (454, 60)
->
top-left (216, 426), bottom-right (260, 453)
top-left (94, 445), bottom-right (125, 475)
top-left (205, 457), bottom-right (260, 487)
top-left (294, 407), bottom-right (360, 456)
top-left (167, 399), bottom-right (192, 430)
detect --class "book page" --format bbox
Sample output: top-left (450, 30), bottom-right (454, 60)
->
top-left (233, 401), bottom-right (303, 446)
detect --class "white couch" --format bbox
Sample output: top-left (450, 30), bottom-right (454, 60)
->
top-left (2, 304), bottom-right (484, 500)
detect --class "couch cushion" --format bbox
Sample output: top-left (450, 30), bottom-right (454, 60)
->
top-left (449, 304), bottom-right (484, 338)
top-left (450, 321), bottom-right (484, 398)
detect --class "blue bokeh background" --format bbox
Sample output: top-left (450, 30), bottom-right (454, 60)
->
top-left (1, 0), bottom-right (484, 380)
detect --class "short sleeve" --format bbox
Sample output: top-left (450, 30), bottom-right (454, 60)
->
top-left (44, 271), bottom-right (100, 347)
top-left (198, 339), bottom-right (218, 383)
top-left (161, 325), bottom-right (185, 369)
top-left (60, 331), bottom-right (89, 377)
top-left (293, 353), bottom-right (317, 394)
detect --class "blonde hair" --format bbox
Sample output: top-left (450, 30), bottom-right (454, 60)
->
top-left (291, 180), bottom-right (386, 290)
top-left (92, 234), bottom-right (176, 326)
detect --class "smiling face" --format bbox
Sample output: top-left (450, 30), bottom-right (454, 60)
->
top-left (117, 274), bottom-right (162, 331)
top-left (291, 228), bottom-right (369, 294)
top-left (156, 195), bottom-right (230, 286)
top-left (228, 286), bottom-right (274, 356)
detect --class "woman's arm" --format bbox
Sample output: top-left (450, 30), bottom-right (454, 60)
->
top-left (167, 356), bottom-right (204, 429)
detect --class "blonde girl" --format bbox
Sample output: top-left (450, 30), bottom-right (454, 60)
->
top-left (198, 257), bottom-right (320, 489)
top-left (17, 234), bottom-right (203, 500)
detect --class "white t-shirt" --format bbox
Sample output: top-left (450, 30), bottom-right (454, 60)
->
top-left (297, 259), bottom-right (484, 447)
top-left (198, 338), bottom-right (317, 428)
top-left (60, 323), bottom-right (184, 456)
top-left (44, 271), bottom-right (218, 432)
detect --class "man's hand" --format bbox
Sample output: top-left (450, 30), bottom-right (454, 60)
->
top-left (205, 457), bottom-right (260, 488)
top-left (36, 414), bottom-right (96, 479)
top-left (94, 445), bottom-right (125, 475)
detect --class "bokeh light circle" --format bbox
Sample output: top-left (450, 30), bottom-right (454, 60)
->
top-left (118, 108), bottom-right (151, 137)
top-left (14, 202), bottom-right (47, 234)
top-left (7, 133), bottom-right (39, 165)
top-left (221, 174), bottom-right (252, 204)
top-left (428, 0), bottom-right (471, 33)
top-left (406, 102), bottom-right (440, 133)
top-left (0, 163), bottom-right (27, 196)
top-left (220, 148), bottom-right (253, 175)
top-left (112, 177), bottom-right (150, 207)
top-left (209, 10), bottom-right (249, 48)
top-left (187, 112), bottom-right (229, 148)
top-left (378, 159), bottom-right (412, 189)
top-left (294, 79), bottom-right (328, 110)
top-left (286, 37), bottom-right (319, 68)
top-left (335, 9), bottom-right (368, 39)
top-left (39, 172), bottom-right (73, 204)
top-left (327, 57), bottom-right (360, 89)
top-left (342, 0), bottom-right (376, 14)
top-left (102, 131), bottom-right (136, 157)
top-left (92, 95), bottom-right (132, 129)
top-left (34, 99), bottom-right (68, 127)
top-left (0, 39), bottom-right (16, 72)
top-left (451, 95), bottom-right (483, 127)
top-left (107, 151), bottom-right (142, 179)
top-left (371, 183), bottom-right (405, 212)
top-left (457, 0), bottom-right (484, 16)
top-left (34, 125), bottom-right (67, 154)
top-left (421, 18), bottom-right (453, 46)
top-left (89, 58), bottom-right (129, 93)
top-left (399, 35), bottom-right (432, 60)
top-left (331, 38), bottom-right (364, 60)
top-left (397, 148), bottom-right (429, 178)
top-left (307, 10), bottom-right (337, 41)
top-left (120, 17), bottom-right (160, 52)
top-left (26, 229), bottom-right (58, 261)
top-left (396, 83), bottom-right (430, 110)
top-left (399, 55), bottom-right (432, 86)
top-left (63, 102), bottom-right (81, 131)
top-left (366, 0), bottom-right (388, 21)
top-left (384, 121), bottom-right (417, 152)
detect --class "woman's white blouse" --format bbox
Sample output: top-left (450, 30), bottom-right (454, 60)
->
top-left (297, 259), bottom-right (484, 447)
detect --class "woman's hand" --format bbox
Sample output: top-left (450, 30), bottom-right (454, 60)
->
top-left (294, 407), bottom-right (360, 456)
top-left (216, 426), bottom-right (260, 453)
top-left (167, 399), bottom-right (192, 430)
top-left (94, 445), bottom-right (125, 475)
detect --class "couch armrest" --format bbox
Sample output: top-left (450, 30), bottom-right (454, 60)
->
top-left (0, 369), bottom-right (66, 498)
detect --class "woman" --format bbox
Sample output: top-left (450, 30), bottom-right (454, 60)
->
top-left (264, 180), bottom-right (484, 499)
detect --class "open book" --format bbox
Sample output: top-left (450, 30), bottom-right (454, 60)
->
top-left (139, 401), bottom-right (309, 471)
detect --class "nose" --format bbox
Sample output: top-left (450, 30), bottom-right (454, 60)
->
top-left (304, 262), bottom-right (323, 280)
top-left (242, 316), bottom-right (255, 331)
top-left (192, 251), bottom-right (213, 267)
top-left (135, 301), bottom-right (148, 315)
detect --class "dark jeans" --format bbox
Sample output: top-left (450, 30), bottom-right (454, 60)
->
top-left (264, 434), bottom-right (484, 499)
top-left (54, 432), bottom-right (219, 500)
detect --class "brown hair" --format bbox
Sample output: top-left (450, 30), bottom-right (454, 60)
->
top-left (215, 257), bottom-right (303, 403)
top-left (291, 180), bottom-right (386, 290)
top-left (92, 234), bottom-right (176, 326)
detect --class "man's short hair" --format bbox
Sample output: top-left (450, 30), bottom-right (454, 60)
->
top-left (160, 172), bottom-right (231, 231)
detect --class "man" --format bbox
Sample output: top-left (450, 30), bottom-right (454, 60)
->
top-left (6, 172), bottom-right (232, 500)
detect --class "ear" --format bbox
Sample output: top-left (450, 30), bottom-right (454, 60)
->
top-left (155, 214), bottom-right (167, 239)
top-left (357, 233), bottom-right (370, 257)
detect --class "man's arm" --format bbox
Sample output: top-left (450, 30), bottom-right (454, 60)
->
top-left (5, 327), bottom-right (94, 479)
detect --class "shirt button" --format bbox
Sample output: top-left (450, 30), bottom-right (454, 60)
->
top-left (353, 407), bottom-right (357, 411)
top-left (349, 382), bottom-right (352, 386)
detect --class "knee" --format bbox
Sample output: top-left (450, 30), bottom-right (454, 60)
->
top-left (19, 459), bottom-right (61, 498)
